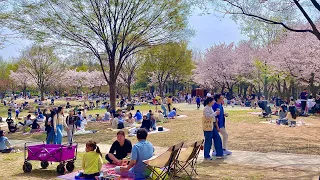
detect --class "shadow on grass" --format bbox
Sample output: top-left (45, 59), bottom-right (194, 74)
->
top-left (13, 168), bottom-right (59, 179)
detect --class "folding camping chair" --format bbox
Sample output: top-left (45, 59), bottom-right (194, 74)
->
top-left (175, 139), bottom-right (204, 178)
top-left (143, 142), bottom-right (184, 180)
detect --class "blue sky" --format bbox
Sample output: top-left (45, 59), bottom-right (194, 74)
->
top-left (0, 8), bottom-right (246, 60)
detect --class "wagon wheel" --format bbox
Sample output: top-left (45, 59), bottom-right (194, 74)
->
top-left (23, 162), bottom-right (32, 173)
top-left (56, 163), bottom-right (66, 175)
top-left (40, 161), bottom-right (49, 169)
top-left (66, 161), bottom-right (75, 172)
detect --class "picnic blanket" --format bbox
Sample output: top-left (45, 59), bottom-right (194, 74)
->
top-left (248, 112), bottom-right (262, 115)
top-left (58, 164), bottom-right (133, 180)
top-left (260, 119), bottom-right (313, 126)
top-left (62, 130), bottom-right (97, 137)
top-left (177, 114), bottom-right (188, 118)
top-left (149, 127), bottom-right (170, 134)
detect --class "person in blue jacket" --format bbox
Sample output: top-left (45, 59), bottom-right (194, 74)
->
top-left (133, 110), bottom-right (142, 123)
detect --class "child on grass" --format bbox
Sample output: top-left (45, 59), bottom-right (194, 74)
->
top-left (81, 141), bottom-right (103, 180)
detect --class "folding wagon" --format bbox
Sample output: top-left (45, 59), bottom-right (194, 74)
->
top-left (23, 142), bottom-right (78, 175)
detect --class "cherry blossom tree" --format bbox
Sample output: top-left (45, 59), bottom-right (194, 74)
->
top-left (193, 41), bottom-right (255, 98)
top-left (87, 70), bottom-right (107, 95)
top-left (267, 28), bottom-right (320, 97)
top-left (19, 45), bottom-right (62, 101)
top-left (63, 70), bottom-right (91, 94)
top-left (9, 68), bottom-right (33, 97)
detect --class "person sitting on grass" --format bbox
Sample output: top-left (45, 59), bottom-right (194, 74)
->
top-left (167, 108), bottom-right (177, 119)
top-left (111, 113), bottom-right (120, 129)
top-left (115, 128), bottom-right (154, 179)
top-left (105, 130), bottom-right (132, 165)
top-left (133, 110), bottom-right (143, 123)
top-left (29, 119), bottom-right (40, 133)
top-left (149, 113), bottom-right (157, 131)
top-left (19, 114), bottom-right (33, 127)
top-left (125, 112), bottom-right (135, 127)
top-left (80, 141), bottom-right (103, 180)
top-left (146, 110), bottom-right (152, 119)
top-left (0, 130), bottom-right (15, 153)
top-left (140, 115), bottom-right (151, 132)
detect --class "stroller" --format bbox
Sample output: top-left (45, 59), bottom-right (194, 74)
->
top-left (258, 100), bottom-right (272, 118)
top-left (6, 118), bottom-right (18, 133)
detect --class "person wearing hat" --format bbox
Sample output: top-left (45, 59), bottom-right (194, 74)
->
top-left (0, 130), bottom-right (14, 153)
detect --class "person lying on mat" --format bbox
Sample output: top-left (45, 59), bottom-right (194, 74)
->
top-left (0, 130), bottom-right (15, 153)
top-left (115, 128), bottom-right (154, 179)
top-left (81, 140), bottom-right (103, 180)
top-left (105, 130), bottom-right (132, 165)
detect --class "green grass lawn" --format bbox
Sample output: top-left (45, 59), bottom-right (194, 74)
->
top-left (1, 101), bottom-right (320, 179)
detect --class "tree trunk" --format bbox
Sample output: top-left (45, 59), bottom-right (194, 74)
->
top-left (40, 89), bottom-right (45, 101)
top-left (309, 73), bottom-right (317, 97)
top-left (109, 81), bottom-right (117, 110)
top-left (127, 84), bottom-right (132, 101)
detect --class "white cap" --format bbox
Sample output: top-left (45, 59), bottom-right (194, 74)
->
top-left (207, 93), bottom-right (212, 97)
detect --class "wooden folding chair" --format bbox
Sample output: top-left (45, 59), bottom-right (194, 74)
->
top-left (143, 142), bottom-right (184, 180)
top-left (175, 139), bottom-right (204, 178)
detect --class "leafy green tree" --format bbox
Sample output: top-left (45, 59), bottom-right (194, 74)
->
top-left (141, 42), bottom-right (194, 96)
top-left (4, 0), bottom-right (190, 109)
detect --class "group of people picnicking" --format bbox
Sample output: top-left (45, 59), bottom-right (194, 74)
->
top-left (79, 129), bottom-right (153, 180)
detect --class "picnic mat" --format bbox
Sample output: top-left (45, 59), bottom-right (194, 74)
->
top-left (149, 127), bottom-right (170, 134)
top-left (247, 112), bottom-right (262, 115)
top-left (62, 130), bottom-right (97, 137)
top-left (259, 120), bottom-right (313, 126)
top-left (177, 114), bottom-right (188, 118)
top-left (58, 164), bottom-right (133, 180)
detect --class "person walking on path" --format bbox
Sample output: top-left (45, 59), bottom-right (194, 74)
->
top-left (202, 97), bottom-right (224, 160)
top-left (212, 94), bottom-right (232, 155)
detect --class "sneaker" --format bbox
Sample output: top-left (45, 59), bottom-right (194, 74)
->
top-left (212, 151), bottom-right (226, 156)
top-left (215, 155), bottom-right (226, 159)
top-left (204, 157), bottom-right (212, 161)
top-left (223, 149), bottom-right (232, 155)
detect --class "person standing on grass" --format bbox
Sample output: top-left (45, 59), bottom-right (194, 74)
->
top-left (15, 108), bottom-right (20, 120)
top-left (203, 97), bottom-right (223, 160)
top-left (196, 95), bottom-right (201, 109)
top-left (212, 94), bottom-right (232, 155)
top-left (66, 109), bottom-right (79, 145)
top-left (300, 89), bottom-right (308, 115)
top-left (106, 130), bottom-right (132, 165)
top-left (54, 106), bottom-right (67, 145)
top-left (167, 96), bottom-right (173, 112)
top-left (7, 107), bottom-right (12, 119)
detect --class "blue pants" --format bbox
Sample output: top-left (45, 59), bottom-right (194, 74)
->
top-left (46, 129), bottom-right (56, 144)
top-left (55, 124), bottom-right (63, 145)
top-left (161, 105), bottom-right (167, 116)
top-left (204, 128), bottom-right (223, 158)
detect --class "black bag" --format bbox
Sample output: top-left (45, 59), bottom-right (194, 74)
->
top-left (158, 126), bottom-right (164, 131)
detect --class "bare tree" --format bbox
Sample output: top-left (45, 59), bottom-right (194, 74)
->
top-left (5, 0), bottom-right (190, 109)
top-left (210, 0), bottom-right (320, 40)
top-left (119, 55), bottom-right (140, 101)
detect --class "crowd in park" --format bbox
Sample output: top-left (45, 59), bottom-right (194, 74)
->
top-left (0, 85), bottom-right (319, 179)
